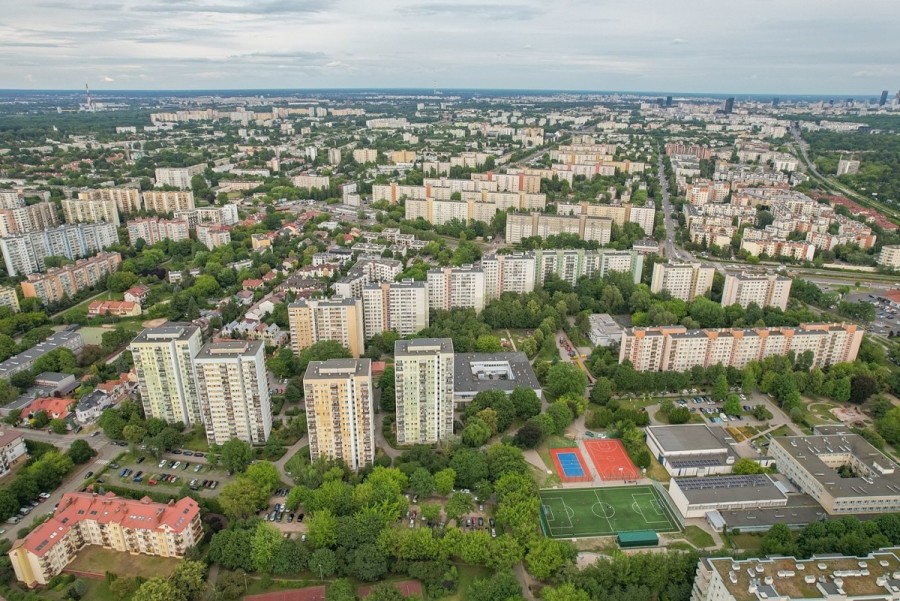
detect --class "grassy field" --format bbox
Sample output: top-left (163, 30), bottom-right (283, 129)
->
top-left (67, 546), bottom-right (181, 578)
top-left (539, 485), bottom-right (680, 538)
top-left (728, 532), bottom-right (765, 552)
top-left (446, 564), bottom-right (491, 601)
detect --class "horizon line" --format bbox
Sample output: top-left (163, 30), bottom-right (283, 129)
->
top-left (0, 86), bottom-right (891, 99)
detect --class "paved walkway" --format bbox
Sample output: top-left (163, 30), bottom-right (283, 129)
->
top-left (274, 435), bottom-right (308, 482)
top-left (374, 412), bottom-right (402, 459)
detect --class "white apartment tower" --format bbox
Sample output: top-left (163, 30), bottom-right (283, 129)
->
top-left (129, 324), bottom-right (203, 426)
top-left (394, 338), bottom-right (455, 445)
top-left (194, 340), bottom-right (271, 446)
top-left (651, 261), bottom-right (716, 301)
top-left (154, 165), bottom-right (205, 189)
top-left (303, 359), bottom-right (374, 471)
top-left (361, 280), bottom-right (429, 339)
top-left (482, 253), bottom-right (537, 301)
top-left (721, 272), bottom-right (792, 311)
top-left (426, 266), bottom-right (486, 313)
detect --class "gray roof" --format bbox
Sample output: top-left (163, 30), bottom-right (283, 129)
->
top-left (395, 338), bottom-right (453, 356)
top-left (715, 493), bottom-right (828, 531)
top-left (194, 340), bottom-right (263, 360)
top-left (648, 424), bottom-right (734, 454)
top-left (672, 474), bottom-right (786, 505)
top-left (304, 358), bottom-right (371, 380)
top-left (130, 322), bottom-right (199, 344)
top-left (0, 330), bottom-right (84, 380)
top-left (453, 352), bottom-right (540, 394)
top-left (772, 433), bottom-right (900, 498)
top-left (77, 390), bottom-right (110, 412)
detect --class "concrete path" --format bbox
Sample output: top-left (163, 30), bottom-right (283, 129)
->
top-left (274, 434), bottom-right (308, 482)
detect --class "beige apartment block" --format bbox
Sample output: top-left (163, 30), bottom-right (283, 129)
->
top-left (426, 266), bottom-right (486, 313)
top-left (194, 340), bottom-right (271, 446)
top-left (619, 323), bottom-right (863, 372)
top-left (154, 164), bottom-right (205, 189)
top-left (303, 359), bottom-right (374, 471)
top-left (141, 190), bottom-right (195, 213)
top-left (877, 244), bottom-right (900, 269)
top-left (130, 324), bottom-right (203, 426)
top-left (650, 262), bottom-right (715, 301)
top-left (0, 287), bottom-right (20, 313)
top-left (394, 338), bottom-right (455, 445)
top-left (20, 252), bottom-right (122, 305)
top-left (0, 203), bottom-right (58, 236)
top-left (61, 197), bottom-right (120, 226)
top-left (78, 187), bottom-right (142, 214)
top-left (505, 212), bottom-right (612, 245)
top-left (361, 280), bottom-right (429, 339)
top-left (721, 271), bottom-right (792, 310)
top-left (288, 298), bottom-right (365, 357)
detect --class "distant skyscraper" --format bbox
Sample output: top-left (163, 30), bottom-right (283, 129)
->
top-left (666, 96), bottom-right (673, 107)
top-left (723, 97), bottom-right (735, 114)
top-left (880, 90), bottom-right (889, 106)
top-left (772, 98), bottom-right (780, 108)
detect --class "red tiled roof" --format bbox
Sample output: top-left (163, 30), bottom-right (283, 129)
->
top-left (18, 492), bottom-right (199, 557)
top-left (23, 397), bottom-right (71, 418)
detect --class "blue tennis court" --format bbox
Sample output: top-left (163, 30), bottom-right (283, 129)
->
top-left (557, 453), bottom-right (584, 477)
top-left (550, 447), bottom-right (591, 482)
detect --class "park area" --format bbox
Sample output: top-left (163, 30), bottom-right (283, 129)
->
top-left (539, 485), bottom-right (681, 539)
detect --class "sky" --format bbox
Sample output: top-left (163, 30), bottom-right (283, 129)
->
top-left (2, 0), bottom-right (899, 95)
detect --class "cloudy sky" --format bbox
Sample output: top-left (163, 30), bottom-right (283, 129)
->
top-left (2, 0), bottom-right (898, 94)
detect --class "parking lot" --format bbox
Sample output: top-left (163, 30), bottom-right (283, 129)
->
top-left (261, 488), bottom-right (307, 538)
top-left (856, 293), bottom-right (899, 337)
top-left (674, 391), bottom-right (763, 425)
top-left (94, 452), bottom-right (234, 496)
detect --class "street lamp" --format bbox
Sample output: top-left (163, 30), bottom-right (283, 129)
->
top-left (318, 563), bottom-right (324, 581)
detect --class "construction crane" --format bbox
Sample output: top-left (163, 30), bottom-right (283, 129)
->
top-left (84, 83), bottom-right (94, 112)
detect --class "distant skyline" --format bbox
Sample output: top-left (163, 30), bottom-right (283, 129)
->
top-left (2, 0), bottom-right (898, 95)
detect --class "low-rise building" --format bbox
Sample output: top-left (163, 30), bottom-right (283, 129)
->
top-left (74, 390), bottom-right (113, 424)
top-left (87, 300), bottom-right (142, 318)
top-left (9, 493), bottom-right (202, 587)
top-left (588, 314), bottom-right (624, 347)
top-left (0, 330), bottom-right (84, 380)
top-left (668, 474), bottom-right (787, 520)
top-left (453, 352), bottom-right (540, 403)
top-left (0, 430), bottom-right (27, 478)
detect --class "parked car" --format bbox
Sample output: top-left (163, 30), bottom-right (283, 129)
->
top-left (84, 471), bottom-right (94, 479)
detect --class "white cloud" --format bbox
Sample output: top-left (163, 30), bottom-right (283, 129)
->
top-left (671, 38), bottom-right (687, 45)
top-left (102, 75), bottom-right (114, 82)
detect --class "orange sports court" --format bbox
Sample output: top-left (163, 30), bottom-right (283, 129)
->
top-left (583, 439), bottom-right (641, 481)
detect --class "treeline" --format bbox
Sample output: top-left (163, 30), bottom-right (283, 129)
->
top-left (760, 514), bottom-right (900, 559)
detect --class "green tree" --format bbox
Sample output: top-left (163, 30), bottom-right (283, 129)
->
top-left (541, 583), bottom-right (590, 601)
top-left (434, 468), bottom-right (455, 496)
top-left (66, 439), bottom-right (95, 464)
top-left (308, 547), bottom-right (337, 578)
top-left (219, 477), bottom-right (268, 520)
top-left (732, 458), bottom-right (765, 475)
top-left (526, 538), bottom-right (574, 581)
top-left (510, 387), bottom-right (541, 419)
top-left (325, 579), bottom-right (357, 601)
top-left (122, 424), bottom-right (147, 449)
top-left (251, 522), bottom-right (283, 573)
top-left (462, 417), bottom-right (492, 447)
top-left (445, 492), bottom-right (473, 524)
top-left (712, 375), bottom-right (729, 401)
top-left (49, 418), bottom-right (68, 434)
top-left (409, 468), bottom-right (435, 498)
top-left (590, 377), bottom-right (614, 405)
top-left (171, 560), bottom-right (207, 601)
top-left (132, 578), bottom-right (181, 601)
top-left (544, 362), bottom-right (588, 398)
top-left (723, 395), bottom-right (742, 417)
top-left (468, 572), bottom-right (524, 601)
top-left (221, 439), bottom-right (254, 473)
top-left (308, 509), bottom-right (338, 548)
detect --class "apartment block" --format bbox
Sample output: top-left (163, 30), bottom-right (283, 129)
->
top-left (292, 175), bottom-right (330, 190)
top-left (0, 223), bottom-right (119, 277)
top-left (78, 188), bottom-right (142, 214)
top-left (303, 359), bottom-right (374, 471)
top-left (61, 197), bottom-right (120, 226)
top-left (20, 252), bottom-right (122, 305)
top-left (404, 193), bottom-right (546, 226)
top-left (141, 190), bottom-right (195, 214)
top-left (692, 549), bottom-right (900, 601)
top-left (194, 340), bottom-right (271, 446)
top-left (394, 338), bottom-right (455, 445)
top-left (176, 204), bottom-right (239, 227)
top-left (332, 258), bottom-right (404, 299)
top-left (721, 272), bottom-right (792, 311)
top-left (288, 298), bottom-right (365, 357)
top-left (361, 280), bottom-right (429, 339)
top-left (877, 245), bottom-right (900, 269)
top-left (0, 430), bottom-right (27, 478)
top-left (9, 493), bottom-right (201, 587)
top-left (126, 217), bottom-right (191, 245)
top-left (0, 287), bottom-right (20, 313)
top-left (154, 164), bottom-right (205, 189)
top-left (482, 253), bottom-right (537, 301)
top-left (505, 212), bottom-right (612, 245)
top-left (740, 237), bottom-right (816, 262)
top-left (427, 266), bottom-right (486, 313)
top-left (556, 202), bottom-right (656, 237)
top-left (619, 323), bottom-right (863, 372)
top-left (129, 324), bottom-right (204, 426)
top-left (352, 149), bottom-right (379, 164)
top-left (533, 248), bottom-right (643, 287)
top-left (651, 262), bottom-right (716, 301)
top-left (770, 433), bottom-right (900, 515)
top-left (685, 180), bottom-right (730, 205)
top-left (0, 203), bottom-right (58, 237)
top-left (196, 224), bottom-right (231, 249)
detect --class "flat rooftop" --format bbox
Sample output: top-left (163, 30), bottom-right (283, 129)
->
top-left (304, 358), bottom-right (371, 380)
top-left (715, 493), bottom-right (827, 531)
top-left (130, 323), bottom-right (198, 344)
top-left (672, 474), bottom-right (786, 505)
top-left (453, 352), bottom-right (540, 394)
top-left (648, 424), bottom-right (735, 454)
top-left (395, 338), bottom-right (454, 356)
top-left (194, 340), bottom-right (262, 360)
top-left (0, 330), bottom-right (84, 380)
top-left (771, 433), bottom-right (900, 498)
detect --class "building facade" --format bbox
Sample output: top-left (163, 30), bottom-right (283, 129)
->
top-left (651, 262), bottom-right (716, 301)
top-left (427, 266), bottom-right (486, 313)
top-left (721, 271), bottom-right (792, 311)
top-left (9, 493), bottom-right (201, 587)
top-left (288, 298), bottom-right (365, 357)
top-left (394, 338), bottom-right (455, 445)
top-left (154, 165), bottom-right (205, 189)
top-left (303, 359), bottom-right (374, 471)
top-left (129, 324), bottom-right (203, 426)
top-left (361, 280), bottom-right (429, 339)
top-left (0, 287), bottom-right (20, 313)
top-left (0, 203), bottom-right (58, 237)
top-left (0, 223), bottom-right (119, 277)
top-left (126, 217), bottom-right (191, 245)
top-left (878, 245), bottom-right (900, 269)
top-left (0, 430), bottom-right (27, 478)
top-left (20, 252), bottom-right (122, 305)
top-left (141, 190), bottom-right (196, 213)
top-left (620, 323), bottom-right (864, 372)
top-left (61, 197), bottom-right (120, 226)
top-left (77, 188), bottom-right (142, 214)
top-left (194, 340), bottom-right (271, 446)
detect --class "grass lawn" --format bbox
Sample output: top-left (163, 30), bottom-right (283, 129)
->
top-left (769, 424), bottom-right (795, 437)
top-left (539, 485), bottom-right (681, 538)
top-left (60, 290), bottom-right (123, 319)
top-left (444, 564), bottom-right (491, 601)
top-left (728, 532), bottom-right (765, 552)
top-left (654, 409), bottom-right (705, 425)
top-left (547, 435), bottom-right (578, 449)
top-left (806, 401), bottom-right (841, 425)
top-left (645, 452), bottom-right (670, 483)
top-left (683, 525), bottom-right (715, 548)
top-left (182, 427), bottom-right (211, 452)
top-left (67, 546), bottom-right (181, 579)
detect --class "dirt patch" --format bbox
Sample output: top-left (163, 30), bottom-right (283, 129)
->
top-left (142, 318), bottom-right (168, 328)
top-left (245, 587), bottom-right (326, 601)
top-left (358, 580), bottom-right (423, 598)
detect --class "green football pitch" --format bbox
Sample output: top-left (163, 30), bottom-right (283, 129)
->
top-left (539, 485), bottom-right (681, 538)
